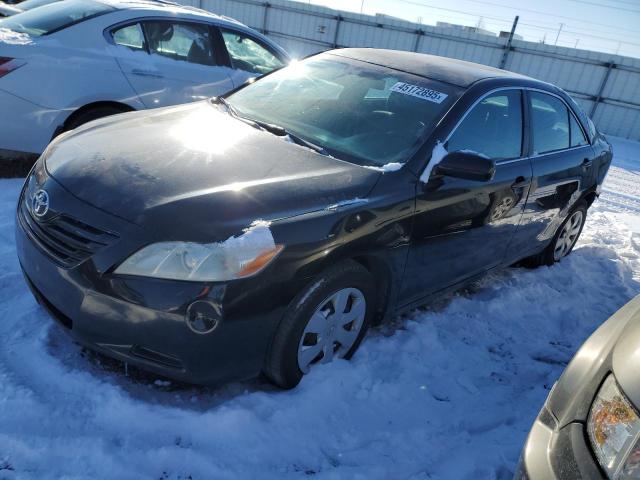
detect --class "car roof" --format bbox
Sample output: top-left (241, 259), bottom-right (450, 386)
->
top-left (97, 0), bottom-right (244, 27)
top-left (329, 48), bottom-right (535, 88)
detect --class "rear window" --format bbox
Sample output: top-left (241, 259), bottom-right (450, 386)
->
top-left (0, 0), bottom-right (113, 37)
top-left (14, 0), bottom-right (59, 12)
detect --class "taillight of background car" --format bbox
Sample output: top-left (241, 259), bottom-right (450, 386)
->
top-left (0, 57), bottom-right (25, 78)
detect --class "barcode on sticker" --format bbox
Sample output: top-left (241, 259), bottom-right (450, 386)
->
top-left (390, 82), bottom-right (448, 104)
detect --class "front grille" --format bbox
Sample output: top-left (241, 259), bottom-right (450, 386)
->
top-left (19, 199), bottom-right (119, 268)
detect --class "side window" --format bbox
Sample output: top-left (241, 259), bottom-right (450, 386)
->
top-left (221, 29), bottom-right (284, 75)
top-left (143, 21), bottom-right (215, 66)
top-left (530, 91), bottom-right (570, 154)
top-left (112, 23), bottom-right (145, 50)
top-left (447, 90), bottom-right (523, 160)
top-left (570, 113), bottom-right (588, 147)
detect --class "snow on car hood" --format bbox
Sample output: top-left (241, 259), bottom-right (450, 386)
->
top-left (45, 102), bottom-right (380, 229)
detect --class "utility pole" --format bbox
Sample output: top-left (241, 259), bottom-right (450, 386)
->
top-left (499, 15), bottom-right (519, 69)
top-left (360, 0), bottom-right (365, 14)
top-left (574, 39), bottom-right (579, 48)
top-left (554, 23), bottom-right (564, 46)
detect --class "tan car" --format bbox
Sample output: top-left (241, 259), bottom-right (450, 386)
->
top-left (517, 295), bottom-right (640, 479)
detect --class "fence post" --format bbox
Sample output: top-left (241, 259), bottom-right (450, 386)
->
top-left (262, 2), bottom-right (270, 34)
top-left (499, 15), bottom-right (519, 70)
top-left (413, 29), bottom-right (423, 52)
top-left (333, 15), bottom-right (342, 48)
top-left (590, 62), bottom-right (615, 118)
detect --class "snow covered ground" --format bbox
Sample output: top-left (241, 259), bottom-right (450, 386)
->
top-left (0, 137), bottom-right (639, 480)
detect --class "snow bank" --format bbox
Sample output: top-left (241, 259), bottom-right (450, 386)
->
top-left (0, 138), bottom-right (639, 478)
top-left (0, 28), bottom-right (33, 45)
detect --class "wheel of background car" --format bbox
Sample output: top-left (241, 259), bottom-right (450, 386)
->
top-left (527, 201), bottom-right (588, 267)
top-left (63, 106), bottom-right (130, 132)
top-left (263, 261), bottom-right (375, 389)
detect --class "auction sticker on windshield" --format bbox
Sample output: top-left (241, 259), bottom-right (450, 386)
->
top-left (390, 82), bottom-right (448, 104)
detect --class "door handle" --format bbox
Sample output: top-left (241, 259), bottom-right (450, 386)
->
top-left (511, 176), bottom-right (530, 189)
top-left (582, 158), bottom-right (593, 168)
top-left (131, 69), bottom-right (163, 78)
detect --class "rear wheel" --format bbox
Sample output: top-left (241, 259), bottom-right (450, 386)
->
top-left (264, 261), bottom-right (375, 389)
top-left (63, 106), bottom-right (130, 132)
top-left (527, 202), bottom-right (588, 267)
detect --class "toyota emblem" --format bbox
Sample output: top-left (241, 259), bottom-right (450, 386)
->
top-left (32, 189), bottom-right (50, 218)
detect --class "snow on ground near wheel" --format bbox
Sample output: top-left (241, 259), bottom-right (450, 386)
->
top-left (0, 137), bottom-right (639, 479)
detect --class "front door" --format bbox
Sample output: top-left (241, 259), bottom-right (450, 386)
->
top-left (400, 89), bottom-right (532, 306)
top-left (110, 20), bottom-right (234, 108)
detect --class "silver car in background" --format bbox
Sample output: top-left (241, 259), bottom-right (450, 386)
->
top-left (0, 0), bottom-right (289, 162)
top-left (517, 295), bottom-right (640, 479)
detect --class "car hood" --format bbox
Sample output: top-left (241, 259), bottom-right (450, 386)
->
top-left (612, 303), bottom-right (640, 408)
top-left (45, 102), bottom-right (380, 238)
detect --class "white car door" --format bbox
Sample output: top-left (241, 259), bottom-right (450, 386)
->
top-left (109, 20), bottom-right (234, 108)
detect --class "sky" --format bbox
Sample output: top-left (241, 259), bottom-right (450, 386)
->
top-left (306, 0), bottom-right (640, 58)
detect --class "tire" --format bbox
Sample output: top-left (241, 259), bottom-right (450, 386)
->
top-left (264, 261), bottom-right (375, 389)
top-left (527, 201), bottom-right (588, 267)
top-left (63, 106), bottom-right (129, 132)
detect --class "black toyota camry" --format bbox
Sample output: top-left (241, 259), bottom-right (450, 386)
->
top-left (16, 49), bottom-right (612, 388)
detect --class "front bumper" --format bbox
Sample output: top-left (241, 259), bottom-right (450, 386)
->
top-left (515, 402), bottom-right (603, 479)
top-left (515, 296), bottom-right (640, 479)
top-left (15, 176), bottom-right (291, 386)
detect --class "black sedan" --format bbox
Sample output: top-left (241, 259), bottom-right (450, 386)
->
top-left (16, 48), bottom-right (612, 388)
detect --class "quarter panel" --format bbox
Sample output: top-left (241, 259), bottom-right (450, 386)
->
top-left (0, 14), bottom-right (143, 112)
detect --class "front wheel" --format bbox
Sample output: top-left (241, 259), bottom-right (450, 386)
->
top-left (528, 202), bottom-right (588, 267)
top-left (264, 261), bottom-right (375, 389)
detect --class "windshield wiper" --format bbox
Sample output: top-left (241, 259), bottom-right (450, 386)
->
top-left (212, 98), bottom-right (330, 156)
top-left (252, 120), bottom-right (331, 156)
top-left (213, 96), bottom-right (240, 118)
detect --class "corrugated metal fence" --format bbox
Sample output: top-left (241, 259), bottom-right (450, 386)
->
top-left (179, 0), bottom-right (640, 141)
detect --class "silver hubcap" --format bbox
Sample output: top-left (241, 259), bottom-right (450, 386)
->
top-left (554, 210), bottom-right (584, 261)
top-left (297, 288), bottom-right (366, 374)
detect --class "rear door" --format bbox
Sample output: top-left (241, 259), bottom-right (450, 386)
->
top-left (109, 20), bottom-right (234, 108)
top-left (218, 27), bottom-right (286, 87)
top-left (400, 89), bottom-right (533, 305)
top-left (505, 90), bottom-right (595, 259)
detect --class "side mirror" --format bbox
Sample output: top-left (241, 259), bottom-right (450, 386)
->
top-left (434, 151), bottom-right (495, 182)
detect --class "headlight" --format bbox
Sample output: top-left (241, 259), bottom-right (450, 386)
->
top-left (114, 220), bottom-right (283, 281)
top-left (588, 374), bottom-right (640, 479)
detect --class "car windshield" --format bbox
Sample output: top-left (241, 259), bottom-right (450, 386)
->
top-left (225, 54), bottom-right (460, 167)
top-left (0, 0), bottom-right (113, 36)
